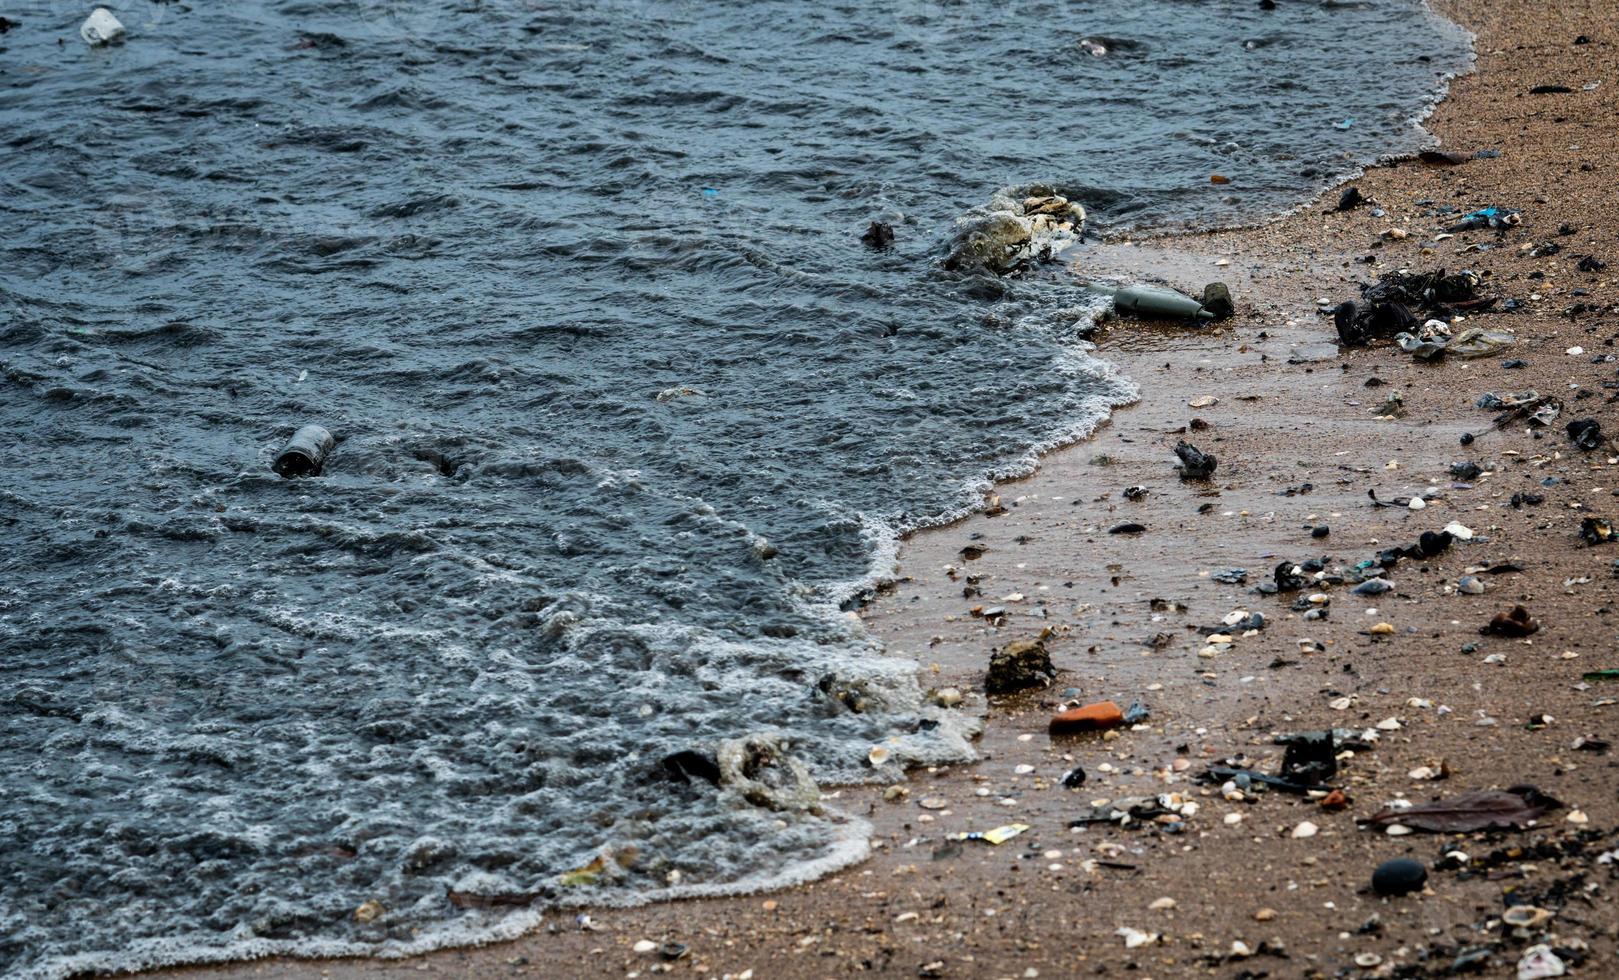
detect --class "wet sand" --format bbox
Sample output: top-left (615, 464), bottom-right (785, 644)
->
top-left (165, 1), bottom-right (1619, 977)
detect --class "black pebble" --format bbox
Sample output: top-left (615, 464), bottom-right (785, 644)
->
top-left (1371, 858), bottom-right (1427, 896)
top-left (1311, 525), bottom-right (1330, 539)
top-left (1062, 766), bottom-right (1087, 788)
top-left (1459, 432), bottom-right (1474, 446)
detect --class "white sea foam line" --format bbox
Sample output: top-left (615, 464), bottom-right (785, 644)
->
top-left (20, 816), bottom-right (874, 980)
top-left (564, 811), bottom-right (875, 908)
top-left (21, 909), bottom-right (548, 980)
top-left (546, 604), bottom-right (980, 770)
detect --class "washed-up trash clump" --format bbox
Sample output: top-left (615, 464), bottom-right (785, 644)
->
top-left (1395, 319), bottom-right (1516, 361)
top-left (1068, 793), bottom-right (1199, 830)
top-left (1174, 440), bottom-right (1217, 479)
top-left (1567, 418), bottom-right (1604, 451)
top-left (1579, 518), bottom-right (1614, 545)
top-left (1476, 389), bottom-right (1561, 429)
top-left (1445, 206), bottom-right (1521, 232)
top-left (1334, 268), bottom-right (1506, 352)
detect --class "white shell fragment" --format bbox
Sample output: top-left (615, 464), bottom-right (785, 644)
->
top-left (1517, 944), bottom-right (1566, 980)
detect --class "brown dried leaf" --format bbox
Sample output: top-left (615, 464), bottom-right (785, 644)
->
top-left (1359, 786), bottom-right (1561, 832)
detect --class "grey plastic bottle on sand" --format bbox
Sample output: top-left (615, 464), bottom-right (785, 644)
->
top-left (1088, 283), bottom-right (1212, 320)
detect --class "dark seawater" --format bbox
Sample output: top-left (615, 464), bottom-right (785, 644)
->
top-left (0, 1), bottom-right (1468, 975)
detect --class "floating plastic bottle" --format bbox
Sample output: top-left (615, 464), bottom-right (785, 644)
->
top-left (273, 424), bottom-right (334, 478)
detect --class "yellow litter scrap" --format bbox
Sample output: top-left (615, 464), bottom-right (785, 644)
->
top-left (949, 823), bottom-right (1029, 845)
top-left (558, 855), bottom-right (608, 886)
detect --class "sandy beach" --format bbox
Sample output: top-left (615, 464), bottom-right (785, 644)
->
top-left (160, 1), bottom-right (1619, 977)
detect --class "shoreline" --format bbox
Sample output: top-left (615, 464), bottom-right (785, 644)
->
top-left (162, 1), bottom-right (1619, 977)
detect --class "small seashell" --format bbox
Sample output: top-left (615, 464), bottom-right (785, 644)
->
top-left (1501, 905), bottom-right (1553, 929)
